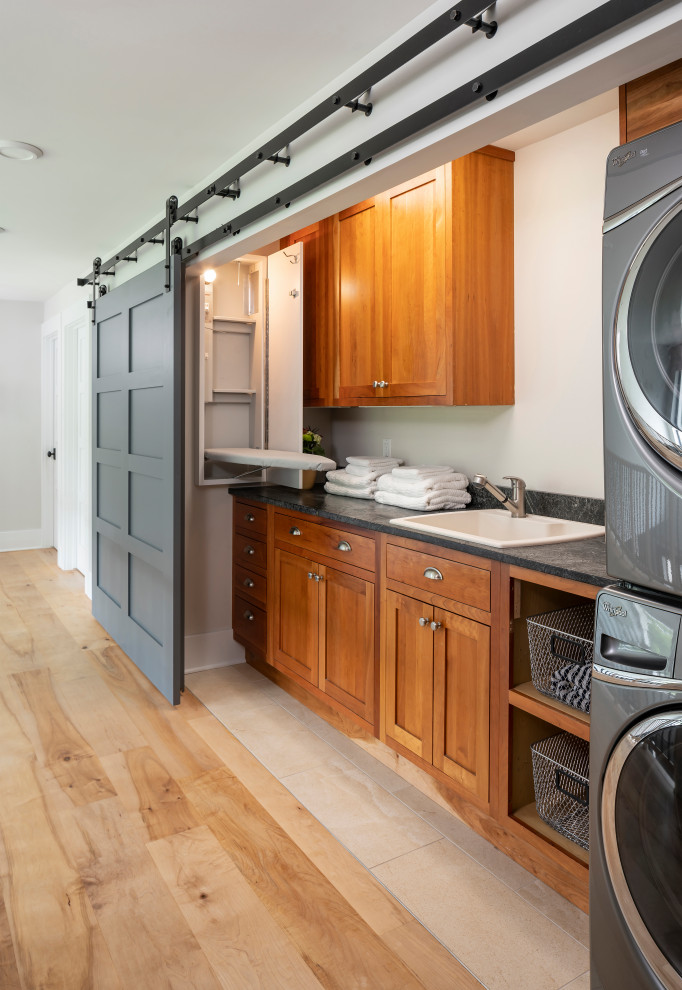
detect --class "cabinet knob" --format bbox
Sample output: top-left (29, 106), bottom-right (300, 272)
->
top-left (314, 574), bottom-right (324, 582)
top-left (308, 571), bottom-right (314, 580)
top-left (244, 545), bottom-right (256, 555)
top-left (289, 526), bottom-right (301, 536)
top-left (243, 577), bottom-right (255, 588)
top-left (424, 567), bottom-right (443, 581)
top-left (418, 616), bottom-right (429, 627)
top-left (245, 513), bottom-right (255, 523)
top-left (243, 610), bottom-right (254, 622)
top-left (430, 621), bottom-right (442, 631)
top-left (336, 540), bottom-right (352, 552)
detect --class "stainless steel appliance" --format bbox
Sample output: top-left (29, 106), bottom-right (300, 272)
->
top-left (603, 118), bottom-right (682, 598)
top-left (591, 585), bottom-right (682, 990)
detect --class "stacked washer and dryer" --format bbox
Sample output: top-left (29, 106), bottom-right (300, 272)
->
top-left (592, 118), bottom-right (682, 989)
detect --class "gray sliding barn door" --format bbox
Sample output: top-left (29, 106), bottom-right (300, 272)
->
top-left (92, 257), bottom-right (183, 704)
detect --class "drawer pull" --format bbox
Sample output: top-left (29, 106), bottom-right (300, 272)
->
top-left (242, 577), bottom-right (255, 588)
top-left (430, 620), bottom-right (442, 632)
top-left (424, 567), bottom-right (443, 581)
top-left (244, 545), bottom-right (256, 556)
top-left (243, 610), bottom-right (254, 622)
top-left (418, 616), bottom-right (429, 627)
top-left (245, 512), bottom-right (255, 523)
top-left (289, 526), bottom-right (301, 536)
top-left (336, 540), bottom-right (352, 552)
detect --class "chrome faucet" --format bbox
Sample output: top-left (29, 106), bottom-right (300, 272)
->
top-left (473, 474), bottom-right (527, 518)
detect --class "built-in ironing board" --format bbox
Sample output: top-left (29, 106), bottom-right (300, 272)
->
top-left (204, 447), bottom-right (336, 481)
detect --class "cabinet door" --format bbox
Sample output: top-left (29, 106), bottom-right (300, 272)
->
top-left (384, 591), bottom-right (433, 762)
top-left (432, 608), bottom-right (490, 802)
top-left (281, 220), bottom-right (335, 405)
top-left (336, 199), bottom-right (384, 400)
top-left (319, 564), bottom-right (375, 723)
top-left (379, 168), bottom-right (447, 399)
top-left (273, 549), bottom-right (319, 684)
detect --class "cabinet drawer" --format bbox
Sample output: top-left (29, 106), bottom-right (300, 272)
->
top-left (234, 564), bottom-right (267, 606)
top-left (233, 595), bottom-right (266, 656)
top-left (234, 501), bottom-right (267, 538)
top-left (233, 532), bottom-right (267, 572)
top-left (386, 543), bottom-right (490, 612)
top-left (274, 513), bottom-right (375, 571)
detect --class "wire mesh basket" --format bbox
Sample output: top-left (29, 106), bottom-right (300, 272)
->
top-left (531, 732), bottom-right (589, 850)
top-left (527, 603), bottom-right (595, 713)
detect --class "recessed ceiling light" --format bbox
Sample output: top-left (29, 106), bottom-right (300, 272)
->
top-left (0, 140), bottom-right (43, 161)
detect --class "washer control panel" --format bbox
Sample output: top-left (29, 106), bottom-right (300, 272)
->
top-left (595, 585), bottom-right (682, 679)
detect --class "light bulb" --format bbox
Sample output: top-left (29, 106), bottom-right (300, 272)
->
top-left (204, 269), bottom-right (217, 283)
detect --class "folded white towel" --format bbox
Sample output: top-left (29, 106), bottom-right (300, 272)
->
top-left (375, 490), bottom-right (471, 511)
top-left (346, 456), bottom-right (403, 469)
top-left (326, 469), bottom-right (381, 488)
top-left (324, 481), bottom-right (376, 499)
top-left (391, 465), bottom-right (453, 478)
top-left (377, 472), bottom-right (469, 495)
top-left (346, 463), bottom-right (395, 479)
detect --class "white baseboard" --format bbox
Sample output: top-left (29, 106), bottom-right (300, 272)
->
top-left (184, 630), bottom-right (245, 673)
top-left (0, 529), bottom-right (45, 552)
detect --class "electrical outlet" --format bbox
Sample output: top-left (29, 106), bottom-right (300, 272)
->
top-left (382, 439), bottom-right (392, 457)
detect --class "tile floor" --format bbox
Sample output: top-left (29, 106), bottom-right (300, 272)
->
top-left (186, 662), bottom-right (590, 990)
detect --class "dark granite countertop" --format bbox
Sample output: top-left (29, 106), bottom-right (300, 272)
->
top-left (229, 483), bottom-right (610, 588)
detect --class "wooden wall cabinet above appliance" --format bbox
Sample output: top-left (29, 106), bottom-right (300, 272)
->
top-left (619, 58), bottom-right (682, 143)
top-left (281, 145), bottom-right (515, 408)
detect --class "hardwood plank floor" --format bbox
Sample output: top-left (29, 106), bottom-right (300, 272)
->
top-left (0, 550), bottom-right (479, 989)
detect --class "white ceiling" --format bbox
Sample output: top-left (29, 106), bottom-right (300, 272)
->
top-left (0, 0), bottom-right (432, 302)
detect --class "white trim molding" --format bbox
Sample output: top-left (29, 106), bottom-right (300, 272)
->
top-left (0, 529), bottom-right (44, 552)
top-left (184, 630), bottom-right (245, 673)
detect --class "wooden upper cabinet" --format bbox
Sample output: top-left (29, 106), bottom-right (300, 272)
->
top-left (336, 199), bottom-right (384, 401)
top-left (379, 168), bottom-right (447, 399)
top-left (280, 219), bottom-right (335, 406)
top-left (620, 59), bottom-right (682, 143)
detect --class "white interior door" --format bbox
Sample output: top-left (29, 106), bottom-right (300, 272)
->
top-left (76, 319), bottom-right (91, 591)
top-left (267, 245), bottom-right (303, 487)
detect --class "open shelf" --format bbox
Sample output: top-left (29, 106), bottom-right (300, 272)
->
top-left (509, 682), bottom-right (590, 741)
top-left (213, 315), bottom-right (256, 325)
top-left (512, 802), bottom-right (589, 866)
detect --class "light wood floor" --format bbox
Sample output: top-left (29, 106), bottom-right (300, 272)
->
top-left (0, 549), bottom-right (480, 990)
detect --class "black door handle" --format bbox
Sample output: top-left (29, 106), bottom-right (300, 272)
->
top-left (47, 448), bottom-right (56, 460)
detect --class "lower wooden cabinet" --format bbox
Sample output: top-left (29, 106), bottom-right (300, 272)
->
top-left (384, 589), bottom-right (490, 803)
top-left (272, 545), bottom-right (376, 724)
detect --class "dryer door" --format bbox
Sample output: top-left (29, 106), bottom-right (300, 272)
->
top-left (602, 712), bottom-right (682, 989)
top-left (615, 199), bottom-right (682, 470)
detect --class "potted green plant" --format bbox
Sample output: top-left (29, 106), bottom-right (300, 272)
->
top-left (301, 427), bottom-right (325, 489)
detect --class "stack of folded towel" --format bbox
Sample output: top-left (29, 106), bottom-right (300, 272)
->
top-left (324, 456), bottom-right (402, 499)
top-left (375, 465), bottom-right (471, 511)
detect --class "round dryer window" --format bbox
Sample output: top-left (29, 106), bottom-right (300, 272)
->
top-left (602, 713), bottom-right (682, 989)
top-left (615, 200), bottom-right (682, 470)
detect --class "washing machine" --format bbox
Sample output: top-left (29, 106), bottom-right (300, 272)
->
top-left (603, 118), bottom-right (682, 597)
top-left (591, 584), bottom-right (682, 989)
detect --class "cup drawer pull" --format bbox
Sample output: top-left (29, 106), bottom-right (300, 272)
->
top-left (245, 513), bottom-right (255, 523)
top-left (289, 526), bottom-right (301, 536)
top-left (243, 610), bottom-right (254, 622)
top-left (336, 540), bottom-right (352, 552)
top-left (424, 567), bottom-right (443, 581)
top-left (243, 577), bottom-right (255, 588)
top-left (244, 545), bottom-right (256, 555)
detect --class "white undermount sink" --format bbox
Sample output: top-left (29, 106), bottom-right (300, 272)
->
top-left (389, 508), bottom-right (605, 548)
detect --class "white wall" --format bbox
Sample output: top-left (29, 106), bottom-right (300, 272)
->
top-left (325, 108), bottom-right (619, 499)
top-left (0, 300), bottom-right (44, 548)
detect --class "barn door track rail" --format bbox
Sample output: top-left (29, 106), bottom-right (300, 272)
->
top-left (78, 0), bottom-right (668, 291)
